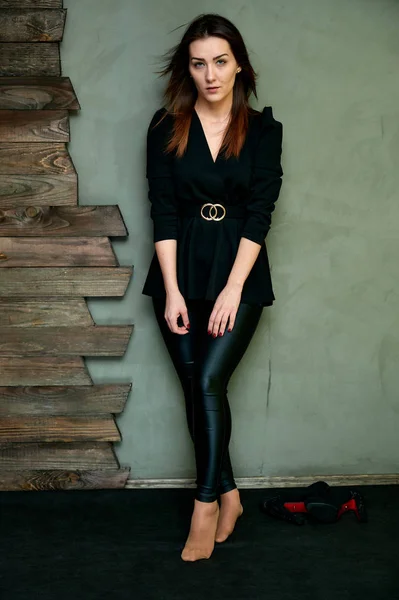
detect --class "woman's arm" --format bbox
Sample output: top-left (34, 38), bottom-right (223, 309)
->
top-left (146, 109), bottom-right (189, 334)
top-left (208, 107), bottom-right (283, 337)
top-left (154, 239), bottom-right (179, 294)
top-left (241, 106), bottom-right (283, 245)
top-left (227, 237), bottom-right (262, 289)
top-left (155, 239), bottom-right (189, 335)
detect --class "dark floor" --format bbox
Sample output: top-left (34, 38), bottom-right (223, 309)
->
top-left (0, 485), bottom-right (398, 600)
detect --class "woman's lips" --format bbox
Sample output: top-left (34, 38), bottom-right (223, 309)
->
top-left (206, 87), bottom-right (220, 92)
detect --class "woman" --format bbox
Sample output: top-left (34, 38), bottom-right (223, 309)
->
top-left (142, 13), bottom-right (283, 562)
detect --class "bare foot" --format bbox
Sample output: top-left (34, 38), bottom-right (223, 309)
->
top-left (215, 488), bottom-right (243, 543)
top-left (181, 499), bottom-right (219, 562)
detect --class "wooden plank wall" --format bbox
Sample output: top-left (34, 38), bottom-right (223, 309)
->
top-left (0, 0), bottom-right (133, 491)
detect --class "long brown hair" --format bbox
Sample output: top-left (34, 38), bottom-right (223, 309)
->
top-left (151, 13), bottom-right (259, 159)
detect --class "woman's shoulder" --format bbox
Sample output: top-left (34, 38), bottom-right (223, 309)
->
top-left (150, 106), bottom-right (170, 120)
top-left (249, 105), bottom-right (282, 130)
top-left (151, 106), bottom-right (173, 123)
top-left (147, 107), bottom-right (174, 136)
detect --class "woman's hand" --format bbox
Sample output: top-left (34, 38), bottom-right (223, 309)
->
top-left (208, 282), bottom-right (243, 337)
top-left (165, 290), bottom-right (190, 335)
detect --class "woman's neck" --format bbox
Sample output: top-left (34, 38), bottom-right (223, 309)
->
top-left (194, 96), bottom-right (233, 123)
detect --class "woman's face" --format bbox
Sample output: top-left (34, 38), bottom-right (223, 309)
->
top-left (188, 36), bottom-right (240, 104)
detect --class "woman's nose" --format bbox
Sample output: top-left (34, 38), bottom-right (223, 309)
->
top-left (205, 67), bottom-right (216, 82)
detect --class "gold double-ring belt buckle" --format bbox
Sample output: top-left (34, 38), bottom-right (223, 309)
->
top-left (200, 203), bottom-right (226, 221)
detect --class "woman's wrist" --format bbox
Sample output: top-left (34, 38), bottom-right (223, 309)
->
top-left (165, 284), bottom-right (181, 296)
top-left (226, 278), bottom-right (244, 291)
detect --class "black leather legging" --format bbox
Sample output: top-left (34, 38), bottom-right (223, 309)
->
top-left (152, 297), bottom-right (263, 503)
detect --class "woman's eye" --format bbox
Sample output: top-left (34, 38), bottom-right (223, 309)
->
top-left (193, 60), bottom-right (226, 68)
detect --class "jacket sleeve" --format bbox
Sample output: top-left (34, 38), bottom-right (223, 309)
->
top-left (146, 108), bottom-right (178, 242)
top-left (241, 106), bottom-right (283, 246)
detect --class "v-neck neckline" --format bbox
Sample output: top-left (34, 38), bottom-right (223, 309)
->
top-left (193, 108), bottom-right (226, 165)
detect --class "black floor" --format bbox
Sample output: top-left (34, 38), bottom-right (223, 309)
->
top-left (0, 485), bottom-right (398, 600)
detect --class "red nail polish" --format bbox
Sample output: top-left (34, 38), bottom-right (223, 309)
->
top-left (213, 333), bottom-right (216, 338)
top-left (208, 330), bottom-right (211, 335)
top-left (186, 323), bottom-right (190, 329)
top-left (219, 332), bottom-right (223, 336)
top-left (228, 328), bottom-right (232, 332)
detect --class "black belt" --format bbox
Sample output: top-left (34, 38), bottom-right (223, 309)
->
top-left (180, 203), bottom-right (246, 221)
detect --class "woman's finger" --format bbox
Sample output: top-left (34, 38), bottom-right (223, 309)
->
top-left (218, 312), bottom-right (230, 336)
top-left (180, 308), bottom-right (190, 330)
top-left (207, 308), bottom-right (218, 336)
top-left (227, 311), bottom-right (236, 332)
top-left (166, 313), bottom-right (187, 335)
top-left (166, 316), bottom-right (175, 333)
top-left (212, 308), bottom-right (225, 337)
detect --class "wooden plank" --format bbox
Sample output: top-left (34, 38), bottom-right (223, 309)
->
top-left (0, 9), bottom-right (66, 42)
top-left (0, 1), bottom-right (62, 8)
top-left (0, 77), bottom-right (80, 110)
top-left (0, 356), bottom-right (92, 386)
top-left (0, 237), bottom-right (118, 267)
top-left (0, 468), bottom-right (130, 491)
top-left (0, 43), bottom-right (60, 77)
top-left (0, 298), bottom-right (93, 327)
top-left (0, 205), bottom-right (128, 237)
top-left (0, 384), bottom-right (131, 415)
top-left (0, 143), bottom-right (74, 175)
top-left (0, 173), bottom-right (77, 208)
top-left (0, 325), bottom-right (133, 356)
top-left (236, 474), bottom-right (399, 487)
top-left (0, 442), bottom-right (119, 469)
top-left (0, 110), bottom-right (69, 142)
top-left (0, 267), bottom-right (133, 296)
top-left (0, 415), bottom-right (121, 442)
top-left (126, 474), bottom-right (399, 489)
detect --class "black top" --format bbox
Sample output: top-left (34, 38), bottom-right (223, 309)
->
top-left (142, 105), bottom-right (283, 306)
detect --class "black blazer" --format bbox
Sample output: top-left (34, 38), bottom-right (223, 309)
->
top-left (142, 106), bottom-right (283, 306)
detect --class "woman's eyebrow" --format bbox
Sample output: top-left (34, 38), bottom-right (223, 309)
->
top-left (190, 53), bottom-right (229, 61)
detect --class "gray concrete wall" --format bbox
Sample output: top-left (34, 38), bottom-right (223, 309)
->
top-left (62, 0), bottom-right (399, 479)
